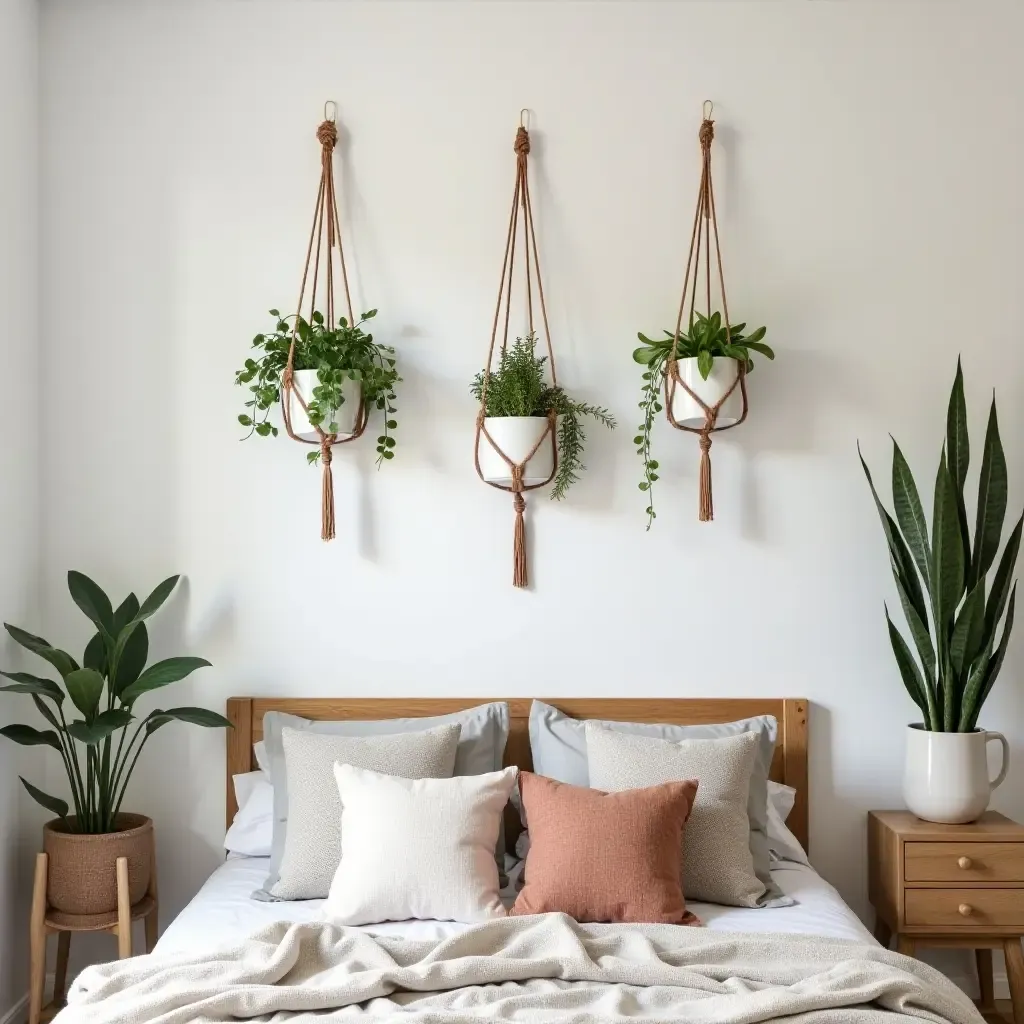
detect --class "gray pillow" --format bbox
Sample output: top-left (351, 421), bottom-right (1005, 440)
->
top-left (261, 702), bottom-right (510, 897)
top-left (265, 724), bottom-right (461, 900)
top-left (527, 700), bottom-right (787, 907)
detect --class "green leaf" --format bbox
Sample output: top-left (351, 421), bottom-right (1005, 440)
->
top-left (970, 397), bottom-right (1007, 587)
top-left (64, 668), bottom-right (105, 721)
top-left (985, 511), bottom-right (1022, 640)
top-left (743, 340), bottom-right (774, 360)
top-left (66, 709), bottom-right (133, 746)
top-left (931, 451), bottom-right (965, 639)
top-left (120, 657), bottom-right (211, 706)
top-left (0, 672), bottom-right (64, 703)
top-left (891, 440), bottom-right (931, 591)
top-left (67, 572), bottom-right (114, 634)
top-left (138, 576), bottom-right (180, 620)
top-left (892, 572), bottom-right (936, 690)
top-left (946, 358), bottom-right (970, 574)
top-left (969, 584), bottom-right (1016, 728)
top-left (886, 607), bottom-right (930, 722)
top-left (32, 694), bottom-right (61, 729)
top-left (238, 414), bottom-right (252, 426)
top-left (113, 622), bottom-right (148, 696)
top-left (83, 631), bottom-right (107, 674)
top-left (145, 707), bottom-right (232, 735)
top-left (4, 624), bottom-right (78, 678)
top-left (19, 778), bottom-right (68, 821)
top-left (949, 581), bottom-right (986, 678)
top-left (697, 349), bottom-right (713, 380)
top-left (0, 724), bottom-right (61, 749)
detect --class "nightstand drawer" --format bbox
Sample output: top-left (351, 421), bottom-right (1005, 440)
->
top-left (905, 842), bottom-right (1024, 882)
top-left (906, 888), bottom-right (1024, 927)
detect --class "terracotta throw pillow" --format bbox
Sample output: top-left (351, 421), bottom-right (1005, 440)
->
top-left (510, 772), bottom-right (700, 925)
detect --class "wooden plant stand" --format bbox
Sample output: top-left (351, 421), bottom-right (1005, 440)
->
top-left (28, 851), bottom-right (158, 1024)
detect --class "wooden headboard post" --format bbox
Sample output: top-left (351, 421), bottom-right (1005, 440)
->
top-left (226, 697), bottom-right (809, 853)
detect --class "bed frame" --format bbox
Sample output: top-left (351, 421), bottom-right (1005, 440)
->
top-left (225, 697), bottom-right (809, 852)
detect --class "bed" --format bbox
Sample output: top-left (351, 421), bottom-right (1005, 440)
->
top-left (61, 698), bottom-right (984, 1024)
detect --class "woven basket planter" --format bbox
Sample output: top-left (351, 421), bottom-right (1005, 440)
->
top-left (43, 813), bottom-right (154, 916)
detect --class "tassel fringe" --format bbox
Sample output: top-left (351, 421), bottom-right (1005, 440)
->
top-left (698, 433), bottom-right (713, 523)
top-left (321, 442), bottom-right (335, 541)
top-left (512, 492), bottom-right (527, 588)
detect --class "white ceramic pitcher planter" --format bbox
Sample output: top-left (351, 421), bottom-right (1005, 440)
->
top-left (671, 356), bottom-right (744, 430)
top-left (478, 416), bottom-right (554, 487)
top-left (903, 725), bottom-right (1010, 824)
top-left (287, 371), bottom-right (361, 443)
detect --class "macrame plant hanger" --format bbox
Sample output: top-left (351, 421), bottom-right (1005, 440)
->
top-left (280, 101), bottom-right (368, 541)
top-left (473, 111), bottom-right (558, 588)
top-left (665, 101), bottom-right (748, 522)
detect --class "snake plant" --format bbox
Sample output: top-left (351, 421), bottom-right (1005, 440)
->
top-left (860, 360), bottom-right (1022, 732)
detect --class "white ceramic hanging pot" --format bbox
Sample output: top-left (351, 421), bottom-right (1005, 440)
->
top-left (478, 416), bottom-right (554, 487)
top-left (286, 370), bottom-right (361, 443)
top-left (671, 356), bottom-right (744, 429)
top-left (903, 725), bottom-right (1010, 824)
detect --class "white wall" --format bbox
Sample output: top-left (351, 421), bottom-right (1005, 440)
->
top-left (0, 0), bottom-right (38, 1018)
top-left (37, 0), bottom-right (1024, 980)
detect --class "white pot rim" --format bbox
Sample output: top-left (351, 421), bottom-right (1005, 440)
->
top-left (907, 723), bottom-right (984, 735)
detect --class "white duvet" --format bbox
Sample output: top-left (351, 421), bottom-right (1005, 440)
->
top-left (154, 856), bottom-right (873, 957)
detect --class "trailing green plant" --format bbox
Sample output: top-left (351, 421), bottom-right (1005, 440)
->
top-left (632, 312), bottom-right (772, 528)
top-left (0, 572), bottom-right (230, 833)
top-left (860, 359), bottom-right (1022, 732)
top-left (471, 333), bottom-right (616, 501)
top-left (235, 309), bottom-right (400, 467)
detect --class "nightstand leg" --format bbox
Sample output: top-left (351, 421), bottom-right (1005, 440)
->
top-left (874, 918), bottom-right (892, 947)
top-left (896, 935), bottom-right (916, 957)
top-left (976, 948), bottom-right (994, 1011)
top-left (1003, 938), bottom-right (1024, 1024)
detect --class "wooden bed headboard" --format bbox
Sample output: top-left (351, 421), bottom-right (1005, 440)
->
top-left (226, 697), bottom-right (809, 852)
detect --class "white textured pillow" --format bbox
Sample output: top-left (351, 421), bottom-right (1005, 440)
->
top-left (267, 724), bottom-right (461, 900)
top-left (325, 764), bottom-right (518, 926)
top-left (586, 724), bottom-right (785, 908)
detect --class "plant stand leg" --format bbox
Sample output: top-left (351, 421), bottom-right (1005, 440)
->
top-left (144, 851), bottom-right (158, 954)
top-left (29, 853), bottom-right (48, 1024)
top-left (1004, 938), bottom-right (1024, 1024)
top-left (53, 931), bottom-right (71, 1007)
top-left (976, 948), bottom-right (995, 1012)
top-left (115, 857), bottom-right (132, 959)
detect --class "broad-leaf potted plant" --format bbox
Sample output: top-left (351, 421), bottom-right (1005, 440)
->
top-left (0, 572), bottom-right (229, 916)
top-left (471, 333), bottom-right (616, 499)
top-left (860, 360), bottom-right (1020, 823)
top-left (633, 313), bottom-right (773, 527)
top-left (236, 308), bottom-right (400, 466)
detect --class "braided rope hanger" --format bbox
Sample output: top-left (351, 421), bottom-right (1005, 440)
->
top-left (280, 101), bottom-right (368, 542)
top-left (665, 101), bottom-right (748, 522)
top-left (473, 110), bottom-right (558, 588)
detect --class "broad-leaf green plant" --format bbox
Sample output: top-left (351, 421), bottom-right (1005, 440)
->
top-left (0, 572), bottom-right (229, 833)
top-left (633, 311), bottom-right (773, 528)
top-left (860, 359), bottom-right (1022, 732)
top-left (236, 309), bottom-right (400, 467)
top-left (470, 333), bottom-right (616, 501)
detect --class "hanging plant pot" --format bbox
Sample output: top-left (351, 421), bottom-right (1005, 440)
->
top-left (478, 416), bottom-right (556, 487)
top-left (286, 371), bottom-right (363, 442)
top-left (670, 357), bottom-right (744, 430)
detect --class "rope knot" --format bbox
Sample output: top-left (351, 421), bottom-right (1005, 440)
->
top-left (513, 492), bottom-right (526, 514)
top-left (316, 119), bottom-right (338, 151)
top-left (698, 432), bottom-right (712, 454)
top-left (514, 126), bottom-right (530, 157)
top-left (320, 439), bottom-right (333, 466)
top-left (698, 118), bottom-right (715, 149)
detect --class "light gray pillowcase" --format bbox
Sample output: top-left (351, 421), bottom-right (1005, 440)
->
top-left (586, 724), bottom-right (765, 907)
top-left (265, 724), bottom-right (461, 900)
top-left (260, 702), bottom-right (510, 898)
top-left (527, 699), bottom-right (788, 907)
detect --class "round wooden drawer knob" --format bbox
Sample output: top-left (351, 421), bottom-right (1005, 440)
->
top-left (958, 856), bottom-right (972, 870)
top-left (958, 903), bottom-right (973, 917)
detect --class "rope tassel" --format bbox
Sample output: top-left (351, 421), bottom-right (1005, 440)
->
top-left (698, 433), bottom-right (713, 523)
top-left (512, 492), bottom-right (527, 588)
top-left (320, 442), bottom-right (335, 542)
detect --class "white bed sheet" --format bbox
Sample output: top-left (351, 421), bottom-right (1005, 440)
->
top-left (154, 857), bottom-right (873, 957)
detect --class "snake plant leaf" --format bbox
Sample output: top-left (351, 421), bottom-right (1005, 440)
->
top-left (946, 358), bottom-right (971, 571)
top-left (958, 642), bottom-right (993, 732)
top-left (4, 624), bottom-right (79, 679)
top-left (941, 651), bottom-right (957, 731)
top-left (19, 777), bottom-right (69, 821)
top-left (893, 571), bottom-right (936, 683)
top-left (66, 709), bottom-right (133, 746)
top-left (931, 451), bottom-right (965, 638)
top-left (892, 439), bottom-right (931, 591)
top-left (859, 444), bottom-right (928, 624)
top-left (0, 672), bottom-right (64, 703)
top-left (67, 571), bottom-right (114, 636)
top-left (886, 606), bottom-right (931, 723)
top-left (949, 581), bottom-right (986, 678)
top-left (0, 723), bottom-right (62, 749)
top-left (985, 511), bottom-right (1023, 640)
top-left (970, 398), bottom-right (1007, 587)
top-left (64, 668), bottom-right (105, 721)
top-left (970, 583), bottom-right (1017, 729)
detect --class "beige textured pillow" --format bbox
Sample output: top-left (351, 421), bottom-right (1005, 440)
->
top-left (270, 723), bottom-right (460, 900)
top-left (585, 723), bottom-right (763, 907)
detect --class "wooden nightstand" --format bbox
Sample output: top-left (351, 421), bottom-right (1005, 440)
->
top-left (869, 810), bottom-right (1024, 1022)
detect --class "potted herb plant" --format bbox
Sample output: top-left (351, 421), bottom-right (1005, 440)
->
top-left (236, 308), bottom-right (400, 466)
top-left (0, 572), bottom-right (229, 916)
top-left (633, 312), bottom-right (773, 527)
top-left (471, 333), bottom-right (615, 499)
top-left (860, 360), bottom-right (1020, 823)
